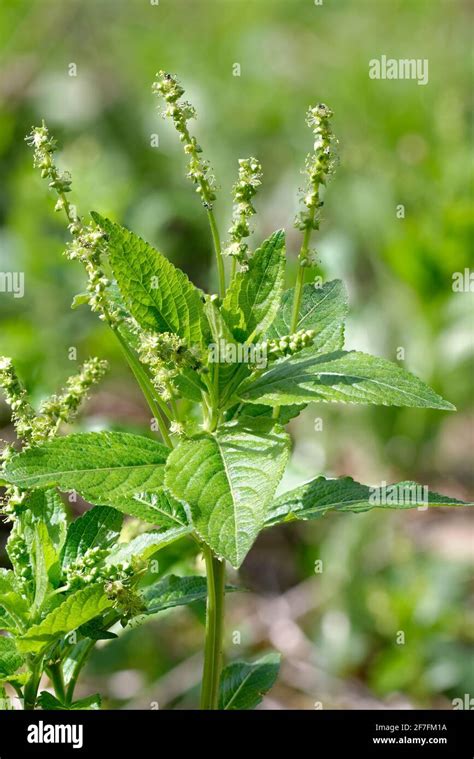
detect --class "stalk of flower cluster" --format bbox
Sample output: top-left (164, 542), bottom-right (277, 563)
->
top-left (25, 123), bottom-right (173, 447)
top-left (152, 71), bottom-right (225, 297)
top-left (225, 157), bottom-right (262, 279)
top-left (290, 103), bottom-right (336, 333)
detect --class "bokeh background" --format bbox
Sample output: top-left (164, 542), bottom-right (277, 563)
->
top-left (0, 0), bottom-right (472, 708)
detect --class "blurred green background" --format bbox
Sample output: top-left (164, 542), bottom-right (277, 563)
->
top-left (0, 0), bottom-right (472, 708)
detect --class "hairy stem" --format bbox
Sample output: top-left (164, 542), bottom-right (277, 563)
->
top-left (200, 546), bottom-right (226, 710)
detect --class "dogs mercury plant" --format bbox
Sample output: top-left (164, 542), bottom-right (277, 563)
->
top-left (0, 72), bottom-right (471, 711)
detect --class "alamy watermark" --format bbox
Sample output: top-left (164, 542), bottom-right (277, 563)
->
top-left (369, 481), bottom-right (428, 507)
top-left (369, 56), bottom-right (428, 85)
top-left (208, 338), bottom-right (267, 369)
top-left (0, 271), bottom-right (24, 298)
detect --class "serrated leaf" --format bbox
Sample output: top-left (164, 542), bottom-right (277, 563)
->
top-left (233, 403), bottom-right (305, 424)
top-left (266, 476), bottom-right (474, 527)
top-left (241, 350), bottom-right (455, 410)
top-left (62, 506), bottom-right (123, 568)
top-left (92, 213), bottom-right (209, 347)
top-left (205, 297), bottom-right (251, 398)
top-left (12, 489), bottom-right (67, 609)
top-left (115, 489), bottom-right (190, 530)
top-left (174, 367), bottom-right (207, 403)
top-left (105, 525), bottom-right (191, 566)
top-left (140, 574), bottom-right (208, 614)
top-left (0, 636), bottom-right (24, 678)
top-left (165, 418), bottom-right (290, 567)
top-left (219, 653), bottom-right (280, 710)
top-left (79, 616), bottom-right (118, 640)
top-left (267, 279), bottom-right (348, 353)
top-left (3, 432), bottom-right (169, 518)
top-left (222, 230), bottom-right (286, 342)
top-left (0, 569), bottom-right (29, 628)
top-left (18, 585), bottom-right (113, 653)
top-left (37, 691), bottom-right (101, 710)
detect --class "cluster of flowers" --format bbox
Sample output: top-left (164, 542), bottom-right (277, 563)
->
top-left (25, 124), bottom-right (116, 321)
top-left (64, 546), bottom-right (134, 591)
top-left (225, 157), bottom-right (262, 266)
top-left (137, 330), bottom-right (204, 402)
top-left (0, 357), bottom-right (108, 452)
top-left (260, 328), bottom-right (316, 360)
top-left (153, 71), bottom-right (217, 209)
top-left (294, 103), bottom-right (337, 266)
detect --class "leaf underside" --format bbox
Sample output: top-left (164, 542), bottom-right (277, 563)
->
top-left (266, 476), bottom-right (474, 527)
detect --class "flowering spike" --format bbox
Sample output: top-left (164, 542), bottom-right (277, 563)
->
top-left (0, 357), bottom-right (37, 446)
top-left (152, 71), bottom-right (217, 209)
top-left (224, 157), bottom-right (262, 264)
top-left (294, 103), bottom-right (338, 265)
top-left (0, 357), bottom-right (108, 450)
top-left (25, 123), bottom-right (121, 322)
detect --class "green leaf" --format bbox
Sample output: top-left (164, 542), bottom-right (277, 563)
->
top-left (62, 506), bottom-right (123, 568)
top-left (140, 574), bottom-right (208, 615)
top-left (37, 691), bottom-right (101, 710)
top-left (174, 367), bottom-right (207, 403)
top-left (232, 402), bottom-right (305, 425)
top-left (0, 637), bottom-right (24, 678)
top-left (105, 525), bottom-right (191, 566)
top-left (3, 432), bottom-right (169, 520)
top-left (21, 489), bottom-right (67, 587)
top-left (266, 476), bottom-right (474, 527)
top-left (0, 569), bottom-right (29, 628)
top-left (205, 297), bottom-right (250, 398)
top-left (18, 585), bottom-right (113, 653)
top-left (165, 418), bottom-right (290, 567)
top-left (222, 230), bottom-right (286, 342)
top-left (267, 279), bottom-right (348, 353)
top-left (219, 653), bottom-right (280, 710)
top-left (115, 489), bottom-right (191, 530)
top-left (241, 350), bottom-right (455, 410)
top-left (92, 213), bottom-right (209, 347)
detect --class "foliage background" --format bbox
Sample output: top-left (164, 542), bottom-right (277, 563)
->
top-left (0, 0), bottom-right (472, 708)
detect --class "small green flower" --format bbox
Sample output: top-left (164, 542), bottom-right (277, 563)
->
top-left (261, 328), bottom-right (316, 359)
top-left (137, 329), bottom-right (203, 400)
top-left (224, 157), bottom-right (262, 265)
top-left (153, 71), bottom-right (217, 208)
top-left (0, 357), bottom-right (108, 450)
top-left (294, 103), bottom-right (338, 265)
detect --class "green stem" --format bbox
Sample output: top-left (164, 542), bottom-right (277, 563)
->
top-left (200, 546), bottom-right (226, 710)
top-left (207, 208), bottom-right (225, 297)
top-left (64, 639), bottom-right (96, 704)
top-left (23, 657), bottom-right (42, 710)
top-left (230, 257), bottom-right (237, 282)
top-left (112, 325), bottom-right (173, 448)
top-left (290, 221), bottom-right (313, 333)
top-left (47, 661), bottom-right (66, 703)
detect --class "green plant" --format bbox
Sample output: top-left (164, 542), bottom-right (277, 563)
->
top-left (0, 72), bottom-right (471, 711)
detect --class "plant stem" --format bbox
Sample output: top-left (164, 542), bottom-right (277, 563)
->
top-left (47, 661), bottom-right (66, 703)
top-left (112, 324), bottom-right (173, 447)
top-left (65, 639), bottom-right (96, 704)
top-left (290, 220), bottom-right (314, 333)
top-left (23, 657), bottom-right (42, 710)
top-left (200, 546), bottom-right (226, 710)
top-left (207, 208), bottom-right (226, 298)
